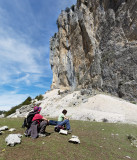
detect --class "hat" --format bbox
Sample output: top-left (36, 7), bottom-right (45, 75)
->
top-left (34, 106), bottom-right (41, 113)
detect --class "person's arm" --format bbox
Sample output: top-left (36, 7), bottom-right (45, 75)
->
top-left (64, 116), bottom-right (69, 120)
top-left (42, 117), bottom-right (49, 122)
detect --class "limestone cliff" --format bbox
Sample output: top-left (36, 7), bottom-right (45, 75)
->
top-left (50, 0), bottom-right (137, 102)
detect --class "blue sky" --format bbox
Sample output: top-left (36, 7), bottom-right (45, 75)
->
top-left (0, 0), bottom-right (76, 111)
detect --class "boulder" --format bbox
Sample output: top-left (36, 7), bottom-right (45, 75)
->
top-left (69, 135), bottom-right (80, 144)
top-left (9, 128), bottom-right (16, 132)
top-left (5, 134), bottom-right (23, 146)
top-left (81, 89), bottom-right (92, 96)
top-left (0, 126), bottom-right (8, 131)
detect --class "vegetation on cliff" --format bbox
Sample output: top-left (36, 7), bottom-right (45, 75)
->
top-left (4, 97), bottom-right (32, 117)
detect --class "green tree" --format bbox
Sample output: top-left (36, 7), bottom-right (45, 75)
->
top-left (4, 96), bottom-right (32, 117)
top-left (35, 94), bottom-right (43, 101)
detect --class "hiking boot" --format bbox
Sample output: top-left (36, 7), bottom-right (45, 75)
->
top-left (24, 132), bottom-right (28, 137)
top-left (38, 133), bottom-right (46, 137)
top-left (45, 132), bottom-right (51, 136)
top-left (67, 129), bottom-right (72, 134)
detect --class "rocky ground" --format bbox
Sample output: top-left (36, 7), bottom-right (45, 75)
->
top-left (7, 89), bottom-right (137, 125)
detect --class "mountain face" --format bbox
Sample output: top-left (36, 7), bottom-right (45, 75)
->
top-left (50, 0), bottom-right (137, 102)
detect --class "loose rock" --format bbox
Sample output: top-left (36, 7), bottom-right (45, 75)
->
top-left (5, 134), bottom-right (23, 146)
top-left (0, 126), bottom-right (8, 131)
top-left (69, 135), bottom-right (80, 144)
top-left (9, 128), bottom-right (16, 132)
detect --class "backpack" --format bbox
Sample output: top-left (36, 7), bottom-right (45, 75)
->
top-left (22, 111), bottom-right (37, 128)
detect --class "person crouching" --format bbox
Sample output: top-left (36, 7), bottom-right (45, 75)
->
top-left (27, 106), bottom-right (49, 138)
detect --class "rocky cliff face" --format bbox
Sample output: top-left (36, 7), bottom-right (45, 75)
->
top-left (50, 0), bottom-right (137, 102)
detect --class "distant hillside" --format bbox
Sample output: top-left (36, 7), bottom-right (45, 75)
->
top-left (0, 110), bottom-right (5, 115)
top-left (5, 94), bottom-right (44, 117)
top-left (4, 96), bottom-right (32, 117)
top-left (8, 89), bottom-right (137, 125)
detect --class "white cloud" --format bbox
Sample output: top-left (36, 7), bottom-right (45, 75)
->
top-left (0, 35), bottom-right (42, 72)
top-left (0, 93), bottom-right (30, 111)
top-left (0, 0), bottom-right (76, 111)
top-left (0, 26), bottom-right (51, 86)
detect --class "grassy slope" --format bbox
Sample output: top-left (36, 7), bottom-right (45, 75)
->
top-left (0, 118), bottom-right (137, 160)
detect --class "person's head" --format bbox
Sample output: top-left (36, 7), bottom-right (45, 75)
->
top-left (34, 106), bottom-right (41, 113)
top-left (62, 109), bottom-right (67, 115)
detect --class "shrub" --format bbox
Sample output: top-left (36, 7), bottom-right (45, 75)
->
top-left (131, 101), bottom-right (137, 104)
top-left (0, 110), bottom-right (5, 115)
top-left (65, 7), bottom-right (70, 13)
top-left (4, 96), bottom-right (32, 117)
top-left (102, 118), bottom-right (108, 122)
top-left (4, 104), bottom-right (22, 117)
top-left (56, 19), bottom-right (59, 28)
top-left (35, 94), bottom-right (43, 101)
top-left (71, 5), bottom-right (75, 11)
top-left (21, 96), bottom-right (32, 105)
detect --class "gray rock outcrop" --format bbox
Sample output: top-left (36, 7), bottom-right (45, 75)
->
top-left (7, 104), bottom-right (34, 118)
top-left (50, 0), bottom-right (137, 103)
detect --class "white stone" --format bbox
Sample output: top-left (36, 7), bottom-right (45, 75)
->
top-left (0, 114), bottom-right (4, 118)
top-left (72, 135), bottom-right (78, 138)
top-left (5, 134), bottom-right (23, 146)
top-left (9, 128), bottom-right (16, 132)
top-left (0, 126), bottom-right (8, 131)
top-left (69, 135), bottom-right (80, 144)
top-left (59, 129), bottom-right (68, 135)
top-left (125, 156), bottom-right (131, 159)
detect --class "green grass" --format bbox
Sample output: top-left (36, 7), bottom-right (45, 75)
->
top-left (0, 118), bottom-right (137, 160)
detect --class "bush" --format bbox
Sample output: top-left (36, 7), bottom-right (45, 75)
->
top-left (35, 94), bottom-right (43, 101)
top-left (4, 104), bottom-right (22, 117)
top-left (71, 5), bottom-right (75, 11)
top-left (65, 7), bottom-right (70, 13)
top-left (56, 19), bottom-right (59, 28)
top-left (102, 118), bottom-right (108, 122)
top-left (4, 96), bottom-right (32, 117)
top-left (131, 101), bottom-right (137, 104)
top-left (0, 110), bottom-right (5, 115)
top-left (21, 96), bottom-right (32, 105)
